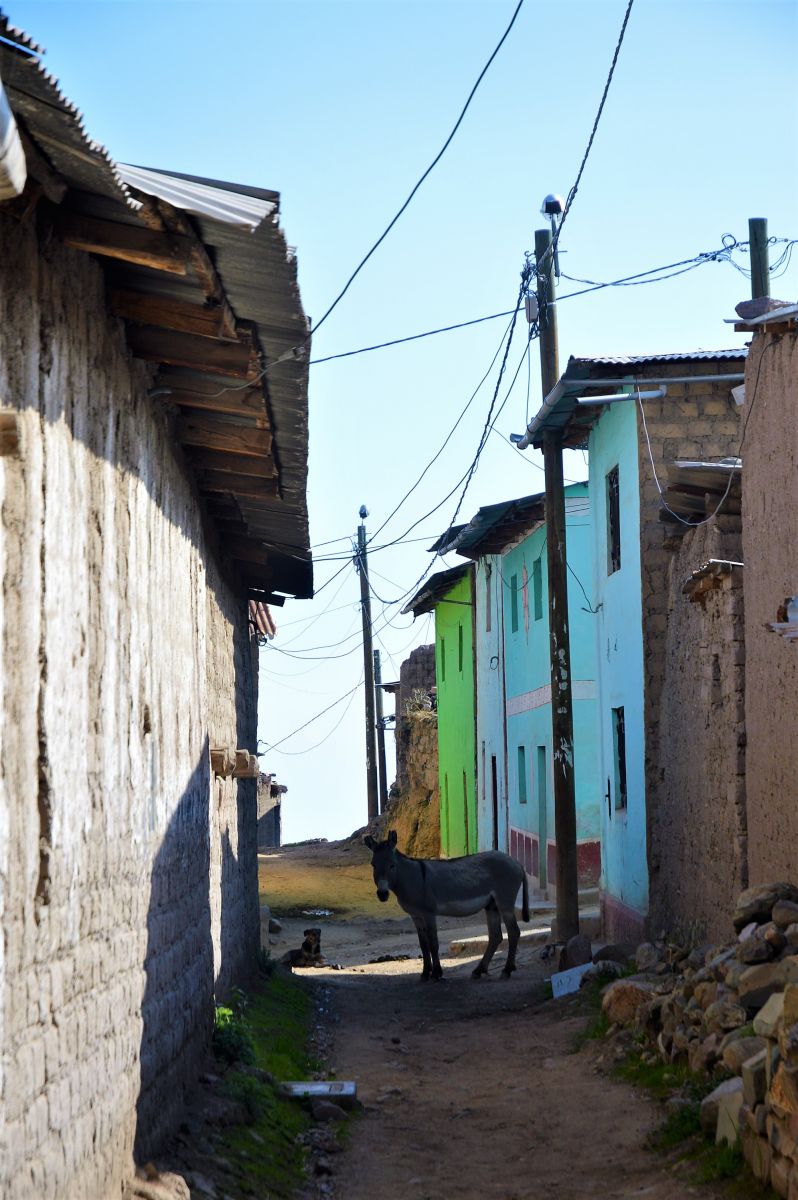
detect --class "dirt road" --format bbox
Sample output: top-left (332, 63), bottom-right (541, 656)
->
top-left (261, 841), bottom-right (710, 1200)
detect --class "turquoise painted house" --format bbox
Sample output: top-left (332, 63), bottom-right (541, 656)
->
top-left (403, 563), bottom-right (477, 857)
top-left (519, 349), bottom-right (746, 940)
top-left (445, 488), bottom-right (601, 893)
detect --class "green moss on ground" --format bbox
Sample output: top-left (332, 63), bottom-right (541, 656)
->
top-left (212, 972), bottom-right (318, 1199)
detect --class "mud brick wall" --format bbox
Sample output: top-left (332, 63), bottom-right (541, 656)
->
top-left (395, 644), bottom-right (435, 792)
top-left (742, 330), bottom-right (798, 882)
top-left (632, 364), bottom-right (743, 937)
top-left (653, 515), bottom-right (746, 942)
top-left (0, 212), bottom-right (258, 1198)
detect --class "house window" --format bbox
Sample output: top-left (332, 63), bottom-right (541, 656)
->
top-left (458, 622), bottom-right (464, 673)
top-left (607, 466), bottom-right (621, 574)
top-left (612, 706), bottom-right (627, 809)
top-left (517, 746), bottom-right (527, 804)
top-left (485, 573), bottom-right (492, 633)
top-left (510, 574), bottom-right (519, 632)
top-left (533, 557), bottom-right (543, 621)
top-left (440, 635), bottom-right (446, 683)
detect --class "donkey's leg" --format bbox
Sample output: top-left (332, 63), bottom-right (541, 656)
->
top-left (500, 909), bottom-right (521, 978)
top-left (471, 901), bottom-right (503, 978)
top-left (412, 916), bottom-right (433, 981)
top-left (427, 917), bottom-right (444, 981)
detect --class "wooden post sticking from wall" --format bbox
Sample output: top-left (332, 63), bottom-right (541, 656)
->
top-left (0, 411), bottom-right (19, 455)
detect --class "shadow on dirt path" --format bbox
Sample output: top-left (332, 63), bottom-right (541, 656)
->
top-left (262, 842), bottom-right (712, 1200)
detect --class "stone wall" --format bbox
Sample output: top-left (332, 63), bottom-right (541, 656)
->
top-left (0, 212), bottom-right (259, 1197)
top-left (394, 644), bottom-right (435, 794)
top-left (742, 329), bottom-right (798, 882)
top-left (384, 711), bottom-right (440, 859)
top-left (653, 512), bottom-right (746, 942)
top-left (633, 364), bottom-right (743, 935)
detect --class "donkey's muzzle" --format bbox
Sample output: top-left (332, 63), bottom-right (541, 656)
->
top-left (377, 888), bottom-right (389, 902)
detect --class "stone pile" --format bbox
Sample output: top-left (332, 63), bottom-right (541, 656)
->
top-left (599, 882), bottom-right (798, 1196)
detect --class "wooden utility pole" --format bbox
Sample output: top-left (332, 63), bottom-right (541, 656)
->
top-left (749, 218), bottom-right (770, 300)
top-left (373, 649), bottom-right (389, 813)
top-left (536, 225), bottom-right (580, 944)
top-left (356, 510), bottom-right (379, 822)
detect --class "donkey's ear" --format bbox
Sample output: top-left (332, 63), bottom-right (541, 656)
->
top-left (388, 829), bottom-right (398, 847)
top-left (363, 835), bottom-right (376, 849)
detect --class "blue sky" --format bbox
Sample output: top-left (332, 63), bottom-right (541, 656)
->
top-left (10, 0), bottom-right (798, 841)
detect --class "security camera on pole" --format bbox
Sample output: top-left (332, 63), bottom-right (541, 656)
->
top-left (356, 506), bottom-right (379, 823)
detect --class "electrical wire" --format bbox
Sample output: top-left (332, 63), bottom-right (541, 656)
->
top-left (265, 673), bottom-right (364, 756)
top-left (307, 0), bottom-right (525, 343)
top-left (549, 0), bottom-right (636, 264)
top-left (259, 679), bottom-right (363, 752)
top-left (637, 337), bottom-right (778, 528)
top-left (301, 236), bottom-right (795, 374)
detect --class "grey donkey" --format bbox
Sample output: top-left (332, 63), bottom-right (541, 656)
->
top-left (364, 830), bottom-right (529, 981)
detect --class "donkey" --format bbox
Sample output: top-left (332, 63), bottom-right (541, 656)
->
top-left (364, 830), bottom-right (529, 981)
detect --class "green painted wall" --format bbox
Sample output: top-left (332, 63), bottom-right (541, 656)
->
top-left (434, 570), bottom-right (476, 856)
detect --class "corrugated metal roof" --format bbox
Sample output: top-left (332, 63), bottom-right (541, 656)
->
top-left (571, 350), bottom-right (747, 367)
top-left (118, 164), bottom-right (277, 233)
top-left (402, 564), bottom-right (471, 618)
top-left (448, 492), bottom-right (547, 559)
top-left (0, 19), bottom-right (312, 600)
top-left (523, 349), bottom-right (748, 450)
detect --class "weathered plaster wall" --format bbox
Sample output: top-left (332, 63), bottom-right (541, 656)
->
top-left (742, 330), bottom-right (798, 883)
top-left (635, 367), bottom-right (742, 936)
top-left (0, 213), bottom-right (258, 1198)
top-left (653, 515), bottom-right (746, 943)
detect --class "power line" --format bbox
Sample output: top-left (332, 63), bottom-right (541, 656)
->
top-left (259, 680), bottom-right (363, 752)
top-left (307, 0), bottom-right (525, 343)
top-left (550, 0), bottom-right (636, 261)
top-left (303, 236), bottom-right (795, 372)
top-left (266, 672), bottom-right (364, 756)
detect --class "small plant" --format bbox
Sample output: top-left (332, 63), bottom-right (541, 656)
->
top-left (692, 1139), bottom-right (744, 1183)
top-left (226, 1071), bottom-right (270, 1121)
top-left (213, 1001), bottom-right (255, 1065)
top-left (646, 1101), bottom-right (701, 1151)
top-left (257, 947), bottom-right (277, 978)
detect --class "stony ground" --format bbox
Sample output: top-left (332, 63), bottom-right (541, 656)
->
top-left (261, 839), bottom-right (722, 1200)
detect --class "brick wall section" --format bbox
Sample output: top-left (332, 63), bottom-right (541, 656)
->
top-left (0, 213), bottom-right (259, 1196)
top-left (741, 329), bottom-right (798, 882)
top-left (633, 362), bottom-right (744, 935)
top-left (394, 644), bottom-right (435, 793)
top-left (653, 514), bottom-right (746, 942)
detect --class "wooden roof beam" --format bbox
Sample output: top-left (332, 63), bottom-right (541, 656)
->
top-left (155, 197), bottom-right (238, 340)
top-left (125, 325), bottom-right (254, 377)
top-left (54, 211), bottom-right (190, 274)
top-left (185, 447), bottom-right (274, 479)
top-left (111, 289), bottom-right (234, 340)
top-left (178, 414), bottom-right (272, 457)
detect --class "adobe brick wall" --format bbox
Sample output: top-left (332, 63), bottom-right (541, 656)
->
top-left (741, 330), bottom-right (798, 882)
top-left (0, 213), bottom-right (258, 1196)
top-left (632, 363), bottom-right (743, 935)
top-left (652, 515), bottom-right (746, 942)
top-left (394, 644), bottom-right (435, 793)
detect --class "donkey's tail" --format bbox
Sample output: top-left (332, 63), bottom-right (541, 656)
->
top-left (522, 870), bottom-right (530, 923)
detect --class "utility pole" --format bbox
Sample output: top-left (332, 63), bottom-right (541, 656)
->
top-left (356, 507), bottom-right (379, 823)
top-left (373, 649), bottom-right (389, 813)
top-left (535, 223), bottom-right (580, 944)
top-left (749, 218), bottom-right (770, 300)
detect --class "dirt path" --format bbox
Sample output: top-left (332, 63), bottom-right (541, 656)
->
top-left (262, 842), bottom-right (710, 1200)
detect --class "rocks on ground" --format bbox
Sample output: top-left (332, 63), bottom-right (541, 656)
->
top-left (594, 880), bottom-right (798, 1197)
